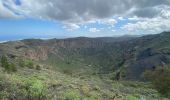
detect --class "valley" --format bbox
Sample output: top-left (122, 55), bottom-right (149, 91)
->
top-left (0, 32), bottom-right (170, 99)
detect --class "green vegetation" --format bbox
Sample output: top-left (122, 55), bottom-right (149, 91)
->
top-left (144, 66), bottom-right (170, 98)
top-left (60, 89), bottom-right (81, 100)
top-left (25, 77), bottom-right (47, 99)
top-left (36, 65), bottom-right (41, 70)
top-left (0, 63), bottom-right (166, 100)
top-left (26, 60), bottom-right (34, 69)
top-left (124, 95), bottom-right (139, 100)
top-left (18, 59), bottom-right (41, 70)
top-left (18, 59), bottom-right (26, 67)
top-left (1, 55), bottom-right (9, 68)
top-left (10, 63), bottom-right (17, 72)
top-left (0, 55), bottom-right (17, 72)
top-left (0, 74), bottom-right (47, 100)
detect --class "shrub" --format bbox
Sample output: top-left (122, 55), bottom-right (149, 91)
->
top-left (63, 69), bottom-right (73, 75)
top-left (25, 77), bottom-right (47, 99)
top-left (36, 65), bottom-right (41, 70)
top-left (10, 63), bottom-right (17, 72)
top-left (18, 59), bottom-right (26, 67)
top-left (0, 74), bottom-right (47, 100)
top-left (1, 55), bottom-right (9, 70)
top-left (0, 55), bottom-right (17, 72)
top-left (124, 95), bottom-right (139, 100)
top-left (81, 84), bottom-right (91, 96)
top-left (26, 61), bottom-right (34, 69)
top-left (144, 66), bottom-right (170, 97)
top-left (60, 89), bottom-right (81, 100)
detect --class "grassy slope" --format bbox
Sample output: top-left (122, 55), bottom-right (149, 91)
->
top-left (0, 64), bottom-right (166, 100)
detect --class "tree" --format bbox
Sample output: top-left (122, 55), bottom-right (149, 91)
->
top-left (10, 63), bottom-right (17, 72)
top-left (1, 55), bottom-right (10, 71)
top-left (26, 61), bottom-right (34, 69)
top-left (144, 66), bottom-right (170, 98)
top-left (18, 59), bottom-right (26, 67)
top-left (36, 65), bottom-right (41, 70)
top-left (1, 55), bottom-right (17, 72)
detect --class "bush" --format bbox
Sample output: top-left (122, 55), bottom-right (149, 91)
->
top-left (124, 95), bottom-right (139, 100)
top-left (25, 77), bottom-right (47, 99)
top-left (81, 84), bottom-right (91, 96)
top-left (26, 61), bottom-right (34, 69)
top-left (18, 59), bottom-right (26, 67)
top-left (10, 63), bottom-right (17, 72)
top-left (63, 69), bottom-right (73, 75)
top-left (36, 65), bottom-right (41, 70)
top-left (0, 74), bottom-right (47, 100)
top-left (0, 55), bottom-right (17, 72)
top-left (60, 89), bottom-right (81, 100)
top-left (29, 80), bottom-right (45, 97)
top-left (1, 55), bottom-right (9, 70)
top-left (144, 66), bottom-right (170, 97)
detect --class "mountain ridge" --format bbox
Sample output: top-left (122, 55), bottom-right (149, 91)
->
top-left (0, 32), bottom-right (170, 81)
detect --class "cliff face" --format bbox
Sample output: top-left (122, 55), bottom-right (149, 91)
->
top-left (21, 37), bottom-right (106, 60)
top-left (24, 47), bottom-right (50, 60)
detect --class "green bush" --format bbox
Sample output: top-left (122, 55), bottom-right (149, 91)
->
top-left (36, 65), bottom-right (41, 70)
top-left (124, 95), bottom-right (139, 100)
top-left (18, 59), bottom-right (26, 67)
top-left (60, 89), bottom-right (81, 100)
top-left (25, 77), bottom-right (47, 99)
top-left (144, 66), bottom-right (170, 97)
top-left (1, 55), bottom-right (10, 70)
top-left (0, 55), bottom-right (17, 72)
top-left (10, 63), bottom-right (17, 72)
top-left (0, 74), bottom-right (47, 100)
top-left (26, 61), bottom-right (34, 69)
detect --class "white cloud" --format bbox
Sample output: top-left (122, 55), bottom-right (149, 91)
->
top-left (2, 0), bottom-right (170, 22)
top-left (63, 23), bottom-right (80, 31)
top-left (89, 28), bottom-right (100, 33)
top-left (118, 17), bottom-right (125, 20)
top-left (122, 17), bottom-right (170, 33)
top-left (112, 29), bottom-right (116, 32)
top-left (1, 0), bottom-right (170, 34)
top-left (122, 6), bottom-right (170, 34)
top-left (128, 16), bottom-right (140, 21)
top-left (103, 19), bottom-right (117, 26)
top-left (0, 0), bottom-right (20, 18)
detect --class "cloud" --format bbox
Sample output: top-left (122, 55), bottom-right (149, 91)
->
top-left (63, 23), bottom-right (80, 31)
top-left (122, 17), bottom-right (170, 34)
top-left (111, 29), bottom-right (116, 32)
top-left (1, 0), bottom-right (170, 32)
top-left (0, 0), bottom-right (20, 18)
top-left (118, 17), bottom-right (125, 20)
top-left (89, 28), bottom-right (100, 33)
top-left (132, 7), bottom-right (161, 18)
top-left (128, 16), bottom-right (140, 21)
top-left (2, 0), bottom-right (170, 21)
top-left (122, 6), bottom-right (170, 33)
top-left (102, 18), bottom-right (117, 26)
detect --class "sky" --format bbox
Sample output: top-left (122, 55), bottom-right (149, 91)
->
top-left (0, 0), bottom-right (170, 41)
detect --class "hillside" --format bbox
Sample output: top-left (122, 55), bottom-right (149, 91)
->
top-left (1, 32), bottom-right (170, 80)
top-left (0, 32), bottom-right (170, 99)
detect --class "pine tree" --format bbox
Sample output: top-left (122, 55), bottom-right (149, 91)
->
top-left (1, 55), bottom-right (10, 71)
top-left (1, 55), bottom-right (17, 72)
top-left (10, 63), bottom-right (17, 72)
